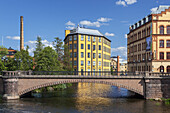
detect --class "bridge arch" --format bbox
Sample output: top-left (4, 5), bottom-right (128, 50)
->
top-left (18, 79), bottom-right (144, 97)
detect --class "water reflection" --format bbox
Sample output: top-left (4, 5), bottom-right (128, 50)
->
top-left (0, 83), bottom-right (170, 113)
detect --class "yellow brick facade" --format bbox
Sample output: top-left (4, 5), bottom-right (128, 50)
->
top-left (64, 27), bottom-right (111, 73)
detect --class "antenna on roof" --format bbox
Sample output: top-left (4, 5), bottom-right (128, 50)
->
top-left (77, 24), bottom-right (80, 28)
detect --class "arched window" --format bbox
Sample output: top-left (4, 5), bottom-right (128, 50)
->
top-left (167, 66), bottom-right (170, 73)
top-left (160, 66), bottom-right (164, 72)
top-left (167, 26), bottom-right (170, 34)
top-left (160, 26), bottom-right (164, 34)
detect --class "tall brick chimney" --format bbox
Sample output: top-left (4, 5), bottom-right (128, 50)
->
top-left (20, 16), bottom-right (24, 50)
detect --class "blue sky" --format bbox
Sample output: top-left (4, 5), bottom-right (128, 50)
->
top-left (0, 0), bottom-right (170, 62)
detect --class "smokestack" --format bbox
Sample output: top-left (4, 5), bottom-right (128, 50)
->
top-left (20, 16), bottom-right (24, 50)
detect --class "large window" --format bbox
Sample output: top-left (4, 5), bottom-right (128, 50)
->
top-left (81, 35), bottom-right (84, 41)
top-left (99, 53), bottom-right (101, 58)
top-left (167, 26), bottom-right (170, 34)
top-left (167, 40), bottom-right (170, 47)
top-left (81, 44), bottom-right (84, 49)
top-left (81, 52), bottom-right (84, 58)
top-left (99, 37), bottom-right (101, 42)
top-left (88, 44), bottom-right (90, 49)
top-left (160, 40), bottom-right (164, 48)
top-left (167, 52), bottom-right (170, 59)
top-left (74, 61), bottom-right (76, 66)
top-left (88, 61), bottom-right (90, 66)
top-left (81, 61), bottom-right (84, 66)
top-left (99, 45), bottom-right (101, 50)
top-left (69, 36), bottom-right (72, 41)
top-left (160, 52), bottom-right (164, 60)
top-left (74, 52), bottom-right (77, 57)
top-left (74, 35), bottom-right (77, 40)
top-left (69, 44), bottom-right (72, 49)
top-left (93, 53), bottom-right (96, 59)
top-left (160, 66), bottom-right (164, 72)
top-left (93, 61), bottom-right (95, 66)
top-left (93, 36), bottom-right (95, 42)
top-left (93, 45), bottom-right (95, 50)
top-left (167, 66), bottom-right (170, 73)
top-left (88, 36), bottom-right (90, 41)
top-left (70, 53), bottom-right (72, 58)
top-left (88, 53), bottom-right (90, 58)
top-left (74, 44), bottom-right (76, 49)
top-left (160, 26), bottom-right (164, 34)
top-left (99, 61), bottom-right (101, 66)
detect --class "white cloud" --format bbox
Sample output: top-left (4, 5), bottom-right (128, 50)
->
top-left (25, 39), bottom-right (54, 56)
top-left (116, 0), bottom-right (126, 6)
top-left (125, 0), bottom-right (137, 5)
top-left (111, 47), bottom-right (127, 60)
top-left (150, 7), bottom-right (158, 13)
top-left (116, 0), bottom-right (137, 6)
top-left (66, 26), bottom-right (75, 30)
top-left (65, 21), bottom-right (75, 26)
top-left (97, 17), bottom-right (112, 22)
top-left (6, 36), bottom-right (20, 40)
top-left (80, 20), bottom-right (102, 27)
top-left (105, 32), bottom-right (115, 37)
top-left (125, 34), bottom-right (127, 38)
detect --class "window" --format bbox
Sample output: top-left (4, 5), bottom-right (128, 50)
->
top-left (93, 36), bottom-right (95, 42)
top-left (167, 40), bottom-right (170, 47)
top-left (99, 37), bottom-right (101, 42)
top-left (69, 36), bottom-right (72, 41)
top-left (81, 35), bottom-right (84, 41)
top-left (81, 52), bottom-right (84, 58)
top-left (160, 52), bottom-right (164, 60)
top-left (93, 53), bottom-right (95, 58)
top-left (81, 69), bottom-right (83, 75)
top-left (160, 26), bottom-right (164, 34)
top-left (93, 69), bottom-right (95, 75)
top-left (99, 53), bottom-right (101, 58)
top-left (81, 61), bottom-right (84, 66)
top-left (167, 52), bottom-right (170, 59)
top-left (74, 44), bottom-right (76, 49)
top-left (99, 45), bottom-right (101, 50)
top-left (88, 44), bottom-right (90, 49)
top-left (99, 61), bottom-right (101, 66)
top-left (167, 66), bottom-right (170, 73)
top-left (69, 44), bottom-right (72, 49)
top-left (93, 45), bottom-right (95, 50)
top-left (167, 26), bottom-right (170, 34)
top-left (88, 61), bottom-right (90, 66)
top-left (88, 53), bottom-right (90, 58)
top-left (74, 35), bottom-right (77, 40)
top-left (81, 44), bottom-right (84, 49)
top-left (93, 61), bottom-right (95, 66)
top-left (88, 36), bottom-right (90, 41)
top-left (70, 53), bottom-right (72, 58)
top-left (160, 66), bottom-right (164, 72)
top-left (160, 40), bottom-right (164, 48)
top-left (74, 61), bottom-right (76, 66)
top-left (74, 52), bottom-right (77, 57)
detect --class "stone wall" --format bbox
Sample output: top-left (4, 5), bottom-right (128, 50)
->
top-left (145, 78), bottom-right (170, 99)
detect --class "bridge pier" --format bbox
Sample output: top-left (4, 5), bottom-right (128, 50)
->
top-left (3, 78), bottom-right (19, 100)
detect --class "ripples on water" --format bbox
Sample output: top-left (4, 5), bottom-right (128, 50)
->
top-left (0, 83), bottom-right (170, 113)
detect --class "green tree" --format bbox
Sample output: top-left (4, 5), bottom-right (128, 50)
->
top-left (53, 37), bottom-right (63, 61)
top-left (0, 46), bottom-right (8, 58)
top-left (63, 45), bottom-right (72, 71)
top-left (14, 48), bottom-right (33, 71)
top-left (34, 36), bottom-right (44, 58)
top-left (34, 46), bottom-right (60, 71)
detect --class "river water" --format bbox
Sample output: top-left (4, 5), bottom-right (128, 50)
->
top-left (0, 83), bottom-right (170, 113)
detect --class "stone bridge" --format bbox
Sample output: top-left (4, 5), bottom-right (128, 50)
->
top-left (0, 71), bottom-right (170, 100)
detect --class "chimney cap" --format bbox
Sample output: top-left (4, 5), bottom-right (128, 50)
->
top-left (20, 16), bottom-right (23, 18)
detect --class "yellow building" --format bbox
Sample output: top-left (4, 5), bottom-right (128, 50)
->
top-left (64, 26), bottom-right (111, 73)
top-left (127, 5), bottom-right (170, 73)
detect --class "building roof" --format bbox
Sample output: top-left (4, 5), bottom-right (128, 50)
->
top-left (65, 26), bottom-right (111, 42)
top-left (151, 5), bottom-right (170, 14)
top-left (129, 5), bottom-right (170, 32)
top-left (69, 26), bottom-right (104, 36)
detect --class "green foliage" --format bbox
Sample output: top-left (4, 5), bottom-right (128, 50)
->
top-left (53, 37), bottom-right (63, 61)
top-left (111, 66), bottom-right (113, 75)
top-left (34, 46), bottom-right (60, 71)
top-left (14, 48), bottom-right (33, 71)
top-left (5, 57), bottom-right (17, 71)
top-left (0, 46), bottom-right (8, 58)
top-left (34, 36), bottom-right (44, 59)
